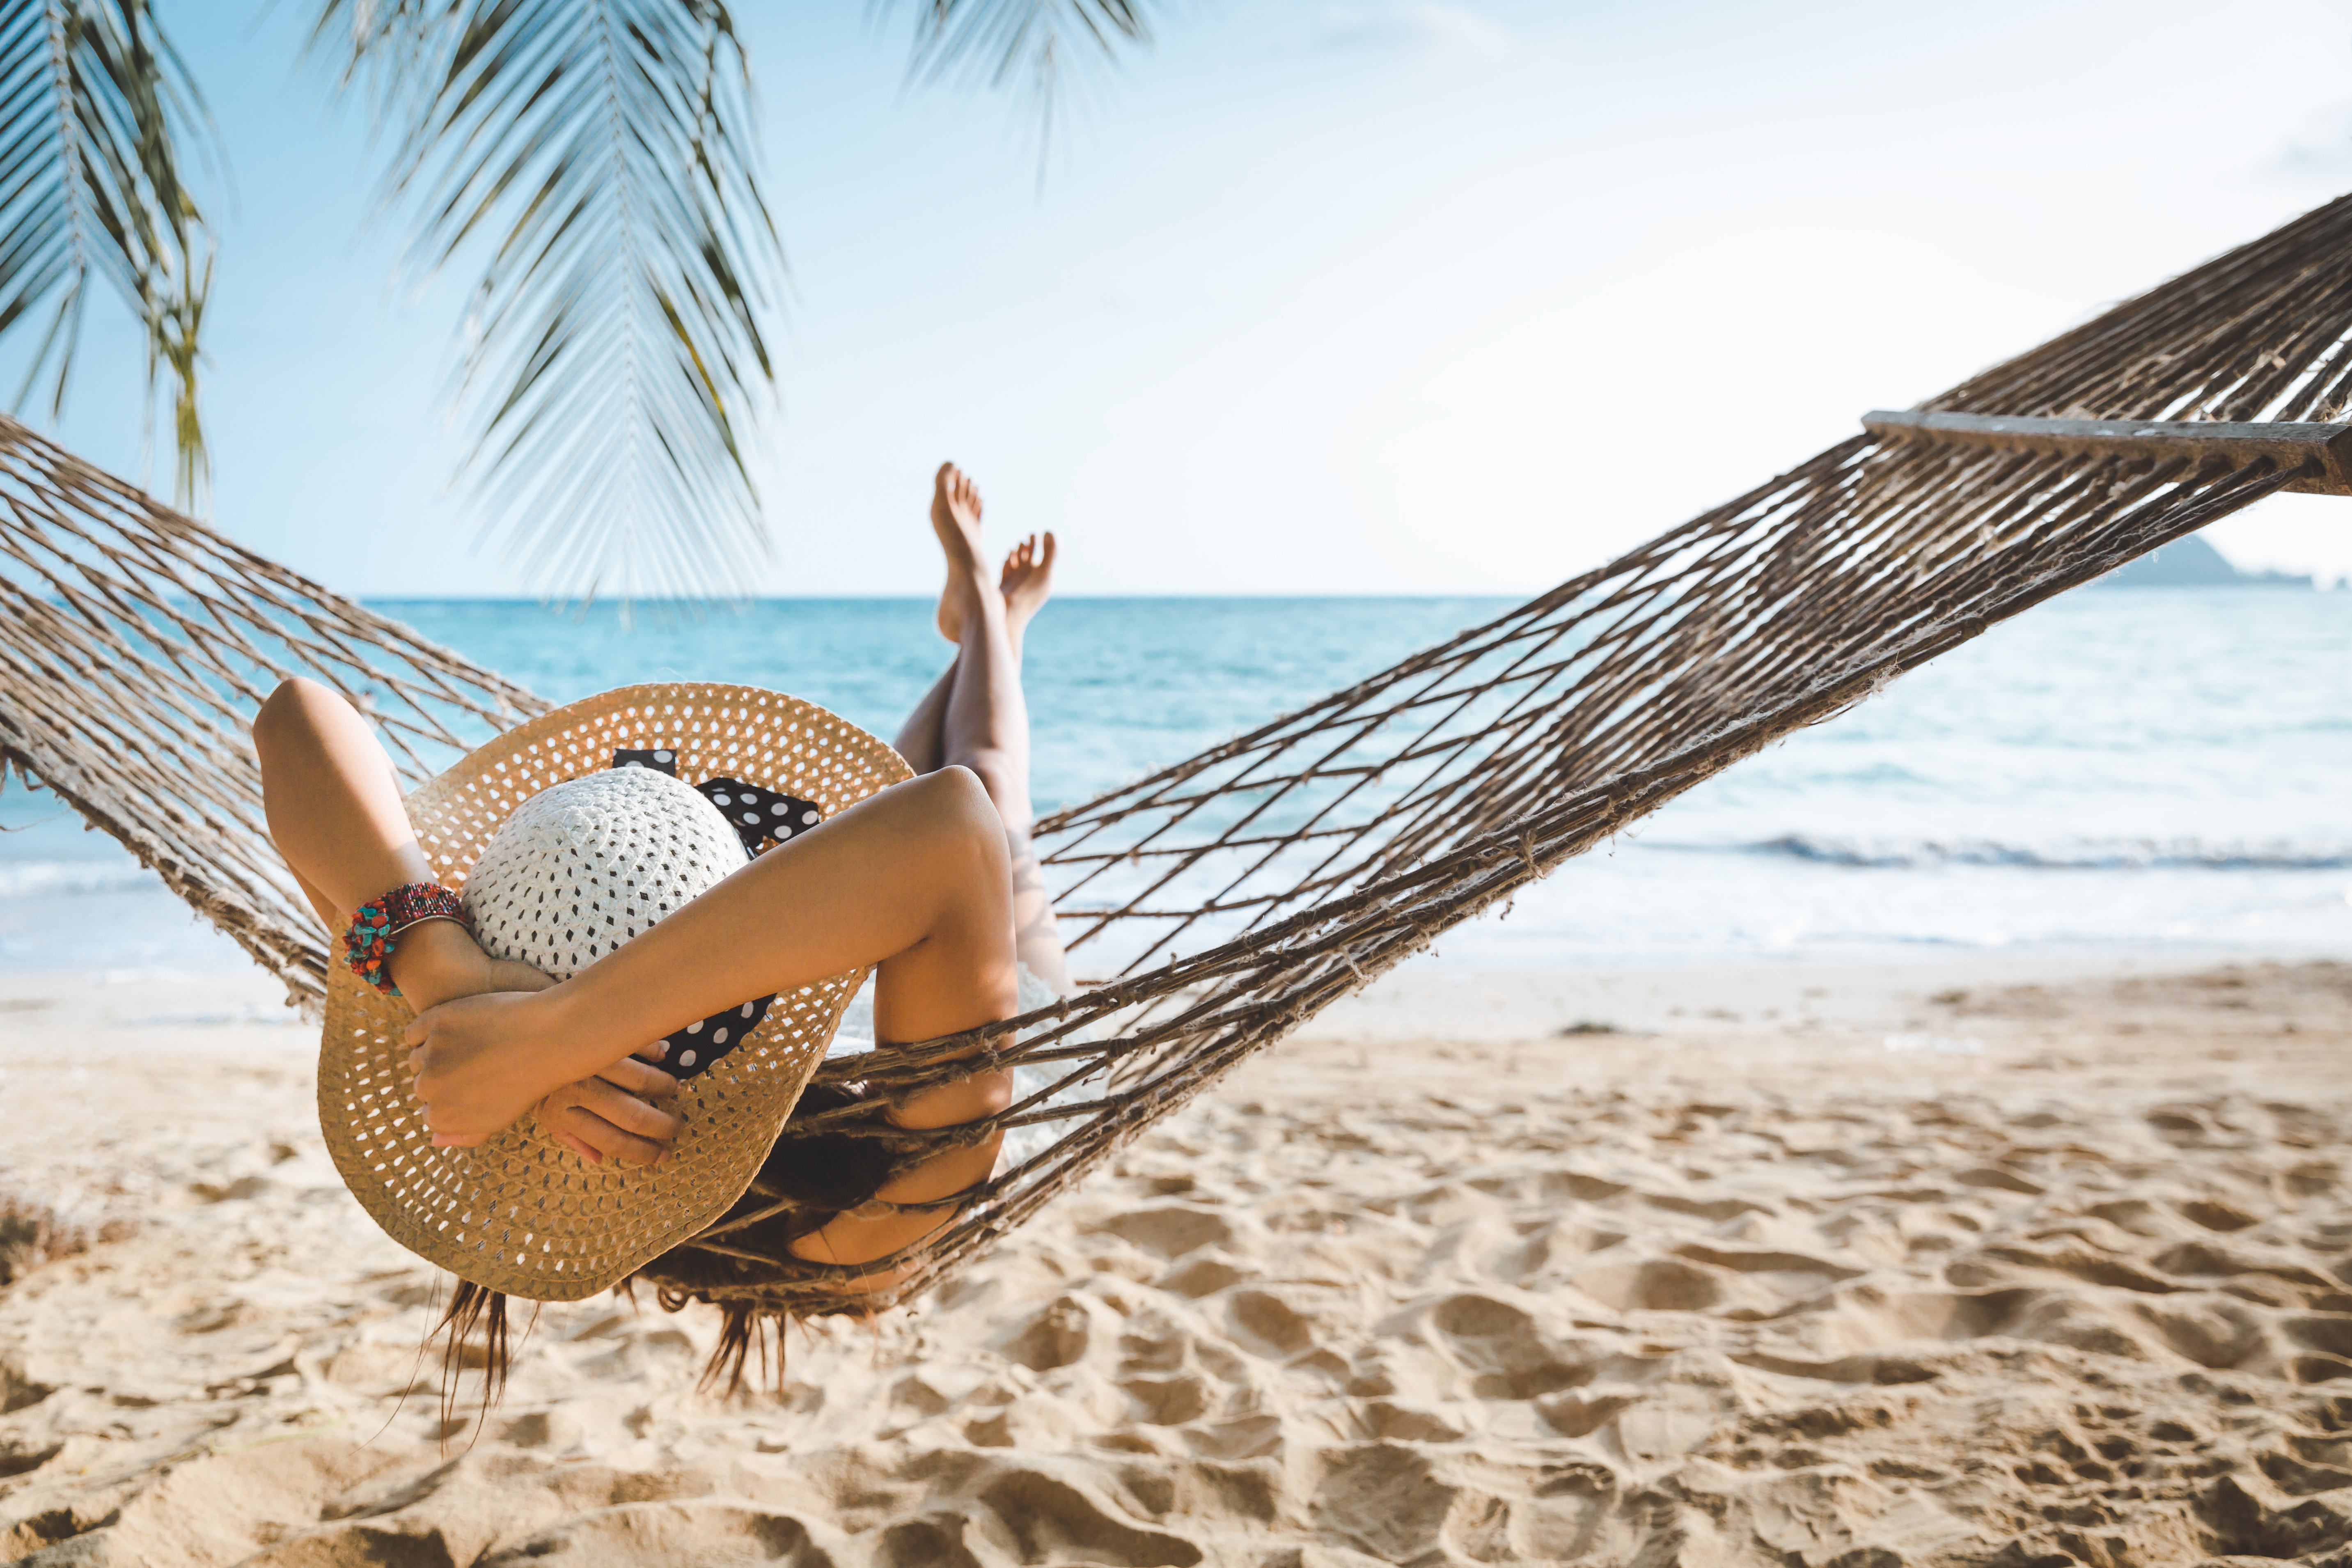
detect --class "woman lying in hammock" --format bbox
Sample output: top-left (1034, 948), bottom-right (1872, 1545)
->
top-left (254, 461), bottom-right (1064, 1272)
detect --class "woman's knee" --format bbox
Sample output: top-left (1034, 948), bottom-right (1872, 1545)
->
top-left (901, 768), bottom-right (1015, 923)
top-left (950, 749), bottom-right (1027, 831)
top-left (907, 765), bottom-right (1003, 844)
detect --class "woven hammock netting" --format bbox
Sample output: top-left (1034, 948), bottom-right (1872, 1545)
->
top-left (3, 191), bottom-right (2350, 1318)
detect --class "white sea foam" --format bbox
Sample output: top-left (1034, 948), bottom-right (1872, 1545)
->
top-left (1733, 836), bottom-right (2352, 871)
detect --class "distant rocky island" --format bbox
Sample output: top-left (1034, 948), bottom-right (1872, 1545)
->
top-left (2100, 534), bottom-right (2318, 587)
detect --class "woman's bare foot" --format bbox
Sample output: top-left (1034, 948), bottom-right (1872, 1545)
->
top-left (932, 462), bottom-right (988, 643)
top-left (999, 531), bottom-right (1056, 656)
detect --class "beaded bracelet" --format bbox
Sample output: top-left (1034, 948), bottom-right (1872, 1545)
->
top-left (344, 882), bottom-right (472, 997)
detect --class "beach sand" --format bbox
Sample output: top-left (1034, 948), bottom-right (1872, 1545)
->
top-left (2, 955), bottom-right (2350, 1566)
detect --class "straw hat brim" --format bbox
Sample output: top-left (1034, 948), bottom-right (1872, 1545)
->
top-left (318, 682), bottom-right (912, 1302)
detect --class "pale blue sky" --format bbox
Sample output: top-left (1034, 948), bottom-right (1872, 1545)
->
top-left (15, 0), bottom-right (2352, 597)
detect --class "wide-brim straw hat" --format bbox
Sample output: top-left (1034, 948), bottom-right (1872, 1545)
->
top-left (319, 682), bottom-right (911, 1302)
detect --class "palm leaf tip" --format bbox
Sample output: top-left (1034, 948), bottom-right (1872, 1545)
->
top-left (894, 0), bottom-right (1158, 90)
top-left (0, 0), bottom-right (220, 511)
top-left (887, 0), bottom-right (1162, 158)
top-left (323, 0), bottom-right (784, 604)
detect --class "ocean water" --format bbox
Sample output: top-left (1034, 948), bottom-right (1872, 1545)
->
top-left (2, 589), bottom-right (2347, 974)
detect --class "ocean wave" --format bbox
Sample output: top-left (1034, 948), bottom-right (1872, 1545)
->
top-left (1741, 835), bottom-right (2352, 871)
top-left (0, 860), bottom-right (161, 897)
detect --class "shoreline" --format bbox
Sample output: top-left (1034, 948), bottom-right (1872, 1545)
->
top-left (1290, 943), bottom-right (2333, 1043)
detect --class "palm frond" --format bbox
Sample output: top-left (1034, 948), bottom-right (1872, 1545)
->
top-left (887, 0), bottom-right (1160, 151)
top-left (317, 0), bottom-right (782, 603)
top-left (306, 0), bottom-right (448, 83)
top-left (0, 0), bottom-right (218, 511)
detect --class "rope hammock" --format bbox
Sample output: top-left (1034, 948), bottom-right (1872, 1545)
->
top-left (3, 191), bottom-right (2349, 1328)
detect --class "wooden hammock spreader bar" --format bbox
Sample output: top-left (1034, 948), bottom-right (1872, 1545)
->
top-left (1863, 408), bottom-right (2352, 495)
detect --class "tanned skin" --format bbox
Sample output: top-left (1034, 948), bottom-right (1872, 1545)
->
top-left (254, 461), bottom-right (1067, 1270)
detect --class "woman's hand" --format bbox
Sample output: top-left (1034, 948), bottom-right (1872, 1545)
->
top-left (535, 1055), bottom-right (684, 1166)
top-left (388, 919), bottom-right (556, 1013)
top-left (405, 989), bottom-right (578, 1147)
top-left (406, 987), bottom-right (688, 1162)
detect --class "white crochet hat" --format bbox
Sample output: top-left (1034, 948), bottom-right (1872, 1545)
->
top-left (465, 766), bottom-right (750, 980)
top-left (316, 682), bottom-right (911, 1302)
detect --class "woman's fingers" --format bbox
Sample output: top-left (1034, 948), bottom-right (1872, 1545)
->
top-left (538, 1096), bottom-right (636, 1165)
top-left (578, 1125), bottom-right (666, 1167)
top-left (571, 1076), bottom-right (686, 1142)
top-left (398, 990), bottom-right (586, 1146)
top-left (551, 1130), bottom-right (600, 1161)
top-left (403, 990), bottom-right (686, 1163)
top-left (597, 1055), bottom-right (682, 1100)
top-left (541, 1100), bottom-right (669, 1166)
top-left (532, 1072), bottom-right (686, 1167)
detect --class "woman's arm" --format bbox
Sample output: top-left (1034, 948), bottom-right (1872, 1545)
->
top-left (254, 679), bottom-right (684, 1165)
top-left (401, 764), bottom-right (1020, 1144)
top-left (403, 764), bottom-right (1019, 1268)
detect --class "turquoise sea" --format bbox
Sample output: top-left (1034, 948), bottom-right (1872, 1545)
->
top-left (2, 589), bottom-right (2347, 974)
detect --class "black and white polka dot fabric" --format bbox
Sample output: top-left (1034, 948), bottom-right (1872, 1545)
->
top-left (612, 749), bottom-right (823, 856)
top-left (658, 994), bottom-right (777, 1079)
top-left (693, 776), bottom-right (823, 855)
